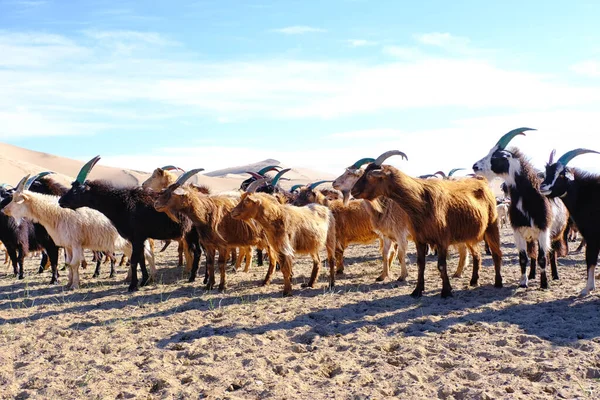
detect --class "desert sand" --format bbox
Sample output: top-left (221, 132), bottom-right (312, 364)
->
top-left (0, 143), bottom-right (598, 399)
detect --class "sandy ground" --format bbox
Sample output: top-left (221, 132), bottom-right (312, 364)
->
top-left (1, 228), bottom-right (600, 400)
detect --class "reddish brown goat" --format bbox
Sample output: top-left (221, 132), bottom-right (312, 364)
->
top-left (351, 151), bottom-right (502, 298)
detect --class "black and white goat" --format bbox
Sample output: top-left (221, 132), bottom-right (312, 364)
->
top-left (539, 148), bottom-right (600, 295)
top-left (473, 128), bottom-right (569, 289)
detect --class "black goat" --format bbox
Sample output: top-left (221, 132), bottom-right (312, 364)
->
top-left (540, 148), bottom-right (600, 295)
top-left (0, 175), bottom-right (63, 283)
top-left (473, 128), bottom-right (569, 289)
top-left (58, 156), bottom-right (202, 291)
top-left (239, 165), bottom-right (281, 190)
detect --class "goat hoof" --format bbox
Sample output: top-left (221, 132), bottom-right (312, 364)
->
top-left (494, 280), bottom-right (503, 288)
top-left (261, 280), bottom-right (271, 286)
top-left (410, 289), bottom-right (423, 298)
top-left (218, 285), bottom-right (226, 292)
top-left (441, 289), bottom-right (453, 298)
top-left (128, 285), bottom-right (139, 292)
top-left (109, 273), bottom-right (115, 278)
top-left (540, 282), bottom-right (549, 290)
top-left (282, 291), bottom-right (292, 297)
top-left (93, 273), bottom-right (99, 278)
top-left (552, 274), bottom-right (559, 280)
top-left (375, 276), bottom-right (385, 282)
top-left (38, 267), bottom-right (44, 274)
top-left (188, 277), bottom-right (196, 283)
top-left (519, 283), bottom-right (528, 288)
top-left (18, 275), bottom-right (24, 280)
top-left (469, 279), bottom-right (479, 287)
top-left (300, 283), bottom-right (310, 288)
top-left (452, 273), bottom-right (462, 278)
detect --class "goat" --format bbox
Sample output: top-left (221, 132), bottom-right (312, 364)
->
top-left (230, 179), bottom-right (337, 296)
top-left (239, 165), bottom-right (281, 190)
top-left (473, 128), bottom-right (569, 289)
top-left (351, 150), bottom-right (503, 298)
top-left (539, 148), bottom-right (600, 295)
top-left (293, 181), bottom-right (391, 280)
top-left (58, 156), bottom-right (201, 291)
top-left (0, 174), bottom-right (62, 283)
top-left (333, 157), bottom-right (472, 282)
top-left (496, 203), bottom-right (509, 228)
top-left (141, 165), bottom-right (210, 270)
top-left (153, 170), bottom-right (275, 292)
top-left (3, 174), bottom-right (155, 289)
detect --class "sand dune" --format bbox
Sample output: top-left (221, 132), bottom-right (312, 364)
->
top-left (0, 144), bottom-right (337, 193)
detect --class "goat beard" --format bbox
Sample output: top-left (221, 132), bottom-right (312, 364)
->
top-left (342, 190), bottom-right (351, 206)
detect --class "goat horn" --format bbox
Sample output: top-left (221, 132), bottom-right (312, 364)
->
top-left (434, 170), bottom-right (447, 178)
top-left (257, 165), bottom-right (281, 175)
top-left (308, 180), bottom-right (333, 190)
top-left (246, 178), bottom-right (268, 193)
top-left (373, 150), bottom-right (408, 166)
top-left (548, 149), bottom-right (556, 165)
top-left (556, 148), bottom-right (600, 167)
top-left (496, 127), bottom-right (535, 150)
top-left (174, 168), bottom-right (205, 186)
top-left (15, 175), bottom-right (30, 193)
top-left (244, 171), bottom-right (265, 180)
top-left (76, 155), bottom-right (101, 184)
top-left (349, 158), bottom-right (375, 170)
top-left (161, 165), bottom-right (185, 172)
top-left (290, 184), bottom-right (304, 192)
top-left (24, 171), bottom-right (55, 190)
top-left (448, 168), bottom-right (465, 177)
top-left (270, 168), bottom-right (291, 186)
top-left (419, 174), bottom-right (435, 179)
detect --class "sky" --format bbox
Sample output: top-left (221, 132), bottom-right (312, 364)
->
top-left (2, 0), bottom-right (600, 177)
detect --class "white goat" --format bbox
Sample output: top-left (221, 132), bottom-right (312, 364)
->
top-left (3, 175), bottom-right (155, 289)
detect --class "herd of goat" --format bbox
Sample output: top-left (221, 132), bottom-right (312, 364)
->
top-left (0, 127), bottom-right (599, 299)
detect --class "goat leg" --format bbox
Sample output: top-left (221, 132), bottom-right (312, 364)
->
top-left (410, 243), bottom-right (427, 298)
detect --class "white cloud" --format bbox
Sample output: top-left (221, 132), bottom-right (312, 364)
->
top-left (414, 32), bottom-right (470, 48)
top-left (347, 39), bottom-right (377, 47)
top-left (382, 45), bottom-right (424, 59)
top-left (0, 109), bottom-right (107, 139)
top-left (271, 26), bottom-right (326, 35)
top-left (570, 60), bottom-right (600, 77)
top-left (82, 30), bottom-right (178, 46)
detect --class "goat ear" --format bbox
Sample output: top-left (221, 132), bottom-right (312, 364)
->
top-left (369, 169), bottom-right (388, 179)
top-left (173, 187), bottom-right (186, 196)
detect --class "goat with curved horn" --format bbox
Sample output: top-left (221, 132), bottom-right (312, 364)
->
top-left (15, 175), bottom-right (30, 193)
top-left (270, 168), bottom-right (291, 186)
top-left (290, 184), bottom-right (304, 192)
top-left (257, 165), bottom-right (281, 175)
top-left (25, 171), bottom-right (55, 190)
top-left (373, 150), bottom-right (408, 166)
top-left (161, 165), bottom-right (185, 172)
top-left (244, 171), bottom-right (265, 180)
top-left (76, 155), bottom-right (101, 184)
top-left (309, 180), bottom-right (333, 190)
top-left (496, 127), bottom-right (535, 150)
top-left (449, 168), bottom-right (465, 177)
top-left (556, 148), bottom-right (600, 167)
top-left (174, 168), bottom-right (205, 187)
top-left (246, 178), bottom-right (268, 193)
top-left (349, 158), bottom-right (375, 170)
top-left (434, 171), bottom-right (447, 179)
top-left (548, 150), bottom-right (556, 165)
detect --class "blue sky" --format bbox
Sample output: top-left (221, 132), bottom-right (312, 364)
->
top-left (2, 0), bottom-right (600, 176)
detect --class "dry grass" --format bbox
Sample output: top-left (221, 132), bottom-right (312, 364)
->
top-left (1, 229), bottom-right (600, 399)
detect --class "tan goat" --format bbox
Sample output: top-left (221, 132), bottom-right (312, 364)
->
top-left (231, 179), bottom-right (337, 296)
top-left (351, 151), bottom-right (502, 298)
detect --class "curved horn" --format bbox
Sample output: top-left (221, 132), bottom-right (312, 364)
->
top-left (270, 168), bottom-right (291, 186)
top-left (174, 168), bottom-right (205, 186)
top-left (496, 127), bottom-right (535, 150)
top-left (556, 148), bottom-right (600, 167)
top-left (257, 165), bottom-right (281, 175)
top-left (448, 168), bottom-right (465, 177)
top-left (373, 150), bottom-right (408, 166)
top-left (548, 149), bottom-right (556, 165)
top-left (244, 171), bottom-right (265, 180)
top-left (246, 178), bottom-right (268, 193)
top-left (15, 175), bottom-right (30, 193)
top-left (161, 165), bottom-right (185, 172)
top-left (76, 155), bottom-right (101, 184)
top-left (308, 180), bottom-right (333, 190)
top-left (419, 174), bottom-right (435, 179)
top-left (290, 184), bottom-right (304, 192)
top-left (433, 170), bottom-right (447, 178)
top-left (349, 158), bottom-right (376, 170)
top-left (25, 171), bottom-right (55, 190)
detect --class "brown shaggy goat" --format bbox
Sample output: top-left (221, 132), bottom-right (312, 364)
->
top-left (231, 182), bottom-right (337, 296)
top-left (351, 151), bottom-right (502, 298)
